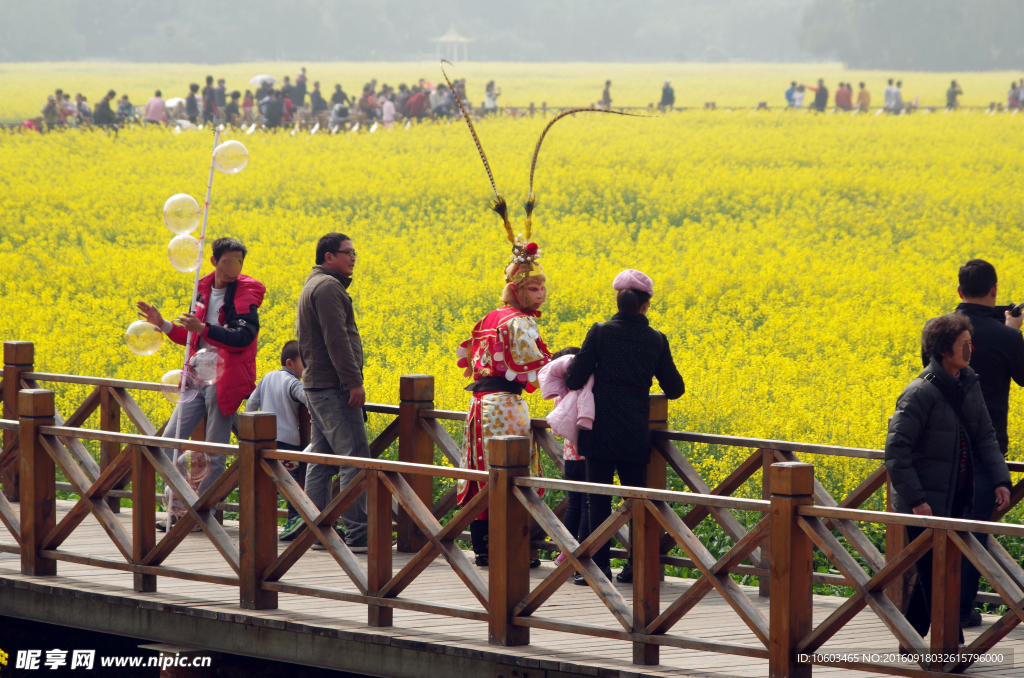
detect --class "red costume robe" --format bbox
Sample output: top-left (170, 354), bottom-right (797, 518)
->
top-left (456, 306), bottom-right (551, 512)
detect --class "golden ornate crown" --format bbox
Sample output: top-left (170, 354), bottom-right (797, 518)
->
top-left (441, 61), bottom-right (638, 283)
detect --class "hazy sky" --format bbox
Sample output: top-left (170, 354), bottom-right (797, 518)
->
top-left (1, 0), bottom-right (1020, 70)
top-left (0, 0), bottom-right (813, 63)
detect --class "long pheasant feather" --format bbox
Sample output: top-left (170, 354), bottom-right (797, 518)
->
top-left (526, 108), bottom-right (642, 219)
top-left (441, 60), bottom-right (514, 241)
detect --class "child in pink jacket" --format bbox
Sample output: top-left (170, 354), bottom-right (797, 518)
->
top-left (538, 347), bottom-right (595, 563)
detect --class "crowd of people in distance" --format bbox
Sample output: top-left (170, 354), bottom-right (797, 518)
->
top-left (19, 68), bottom-right (1024, 134)
top-left (785, 78), bottom-right (916, 113)
top-left (783, 76), bottom-right (1024, 114)
top-left (32, 88), bottom-right (136, 133)
top-left (26, 67), bottom-right (509, 134)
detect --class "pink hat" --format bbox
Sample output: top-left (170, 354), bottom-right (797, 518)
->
top-left (612, 269), bottom-right (654, 296)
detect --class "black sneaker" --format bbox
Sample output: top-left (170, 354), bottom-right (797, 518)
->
top-left (155, 515), bottom-right (178, 532)
top-left (311, 524), bottom-right (345, 550)
top-left (475, 554), bottom-right (489, 567)
top-left (530, 558), bottom-right (541, 569)
top-left (346, 534), bottom-right (368, 553)
top-left (616, 562), bottom-right (633, 583)
top-left (961, 609), bottom-right (982, 628)
top-left (573, 566), bottom-right (613, 585)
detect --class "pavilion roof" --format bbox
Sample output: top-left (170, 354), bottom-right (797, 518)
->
top-left (430, 25), bottom-right (475, 43)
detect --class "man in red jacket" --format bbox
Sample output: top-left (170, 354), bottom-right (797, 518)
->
top-left (403, 87), bottom-right (428, 120)
top-left (137, 238), bottom-right (265, 525)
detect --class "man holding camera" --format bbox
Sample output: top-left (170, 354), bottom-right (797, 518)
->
top-left (953, 259), bottom-right (1024, 626)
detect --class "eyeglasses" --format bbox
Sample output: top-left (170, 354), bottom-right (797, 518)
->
top-left (331, 249), bottom-right (357, 257)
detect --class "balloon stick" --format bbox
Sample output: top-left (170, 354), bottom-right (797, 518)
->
top-left (174, 129), bottom-right (221, 440)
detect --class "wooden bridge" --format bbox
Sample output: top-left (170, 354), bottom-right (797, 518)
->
top-left (4, 339), bottom-right (1024, 678)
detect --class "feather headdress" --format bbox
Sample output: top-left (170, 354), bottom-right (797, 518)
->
top-left (440, 61), bottom-right (640, 283)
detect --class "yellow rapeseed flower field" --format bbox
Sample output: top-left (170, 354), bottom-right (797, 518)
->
top-left (2, 65), bottom-right (1024, 506)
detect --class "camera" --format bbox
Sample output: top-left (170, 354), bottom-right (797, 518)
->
top-left (991, 302), bottom-right (1024, 321)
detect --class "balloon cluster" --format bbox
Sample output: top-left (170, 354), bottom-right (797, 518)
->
top-left (123, 138), bottom-right (250, 406)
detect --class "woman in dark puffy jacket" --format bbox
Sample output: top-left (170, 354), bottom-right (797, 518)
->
top-left (565, 269), bottom-right (685, 584)
top-left (886, 312), bottom-right (1011, 642)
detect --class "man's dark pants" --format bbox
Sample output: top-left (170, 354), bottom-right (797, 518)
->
top-left (960, 465), bottom-right (998, 618)
top-left (302, 388), bottom-right (369, 542)
top-left (906, 491), bottom-right (967, 643)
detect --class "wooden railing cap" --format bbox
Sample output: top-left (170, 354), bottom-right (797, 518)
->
top-left (18, 388), bottom-right (54, 417)
top-left (487, 435), bottom-right (530, 468)
top-left (4, 340), bottom-right (33, 365)
top-left (769, 461), bottom-right (814, 496)
top-left (400, 374), bottom-right (434, 401)
top-left (238, 411), bottom-right (277, 441)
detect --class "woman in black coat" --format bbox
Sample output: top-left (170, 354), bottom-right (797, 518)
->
top-left (565, 270), bottom-right (685, 583)
top-left (886, 313), bottom-right (1010, 643)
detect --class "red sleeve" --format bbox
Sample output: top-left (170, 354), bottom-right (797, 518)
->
top-left (167, 324), bottom-right (189, 346)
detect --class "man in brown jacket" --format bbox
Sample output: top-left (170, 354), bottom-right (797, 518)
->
top-left (296, 232), bottom-right (368, 551)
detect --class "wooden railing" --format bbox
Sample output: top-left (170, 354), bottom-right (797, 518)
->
top-left (780, 466), bottom-right (1024, 676)
top-left (5, 339), bottom-right (1024, 676)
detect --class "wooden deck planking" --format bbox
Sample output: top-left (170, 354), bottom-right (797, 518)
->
top-left (1, 501), bottom-right (1023, 677)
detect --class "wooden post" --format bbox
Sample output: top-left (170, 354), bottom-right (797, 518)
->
top-left (529, 102), bottom-right (535, 117)
top-left (237, 412), bottom-right (278, 610)
top-left (2, 341), bottom-right (33, 502)
top-left (367, 470), bottom-right (393, 626)
top-left (646, 395), bottom-right (668, 490)
top-left (930, 529), bottom-right (961, 664)
top-left (885, 477), bottom-right (908, 609)
top-left (768, 462), bottom-right (813, 678)
top-left (99, 387), bottom-right (122, 512)
top-left (487, 435), bottom-right (530, 646)
top-left (397, 375), bottom-right (434, 552)
top-left (632, 497), bottom-right (659, 664)
top-left (132, 439), bottom-right (156, 592)
top-left (541, 101), bottom-right (547, 117)
top-left (759, 448), bottom-right (775, 598)
top-left (646, 395), bottom-right (667, 582)
top-left (19, 388), bottom-right (56, 576)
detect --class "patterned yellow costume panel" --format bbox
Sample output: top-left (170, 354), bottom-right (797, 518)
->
top-left (507, 316), bottom-right (546, 370)
top-left (457, 393), bottom-right (544, 504)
